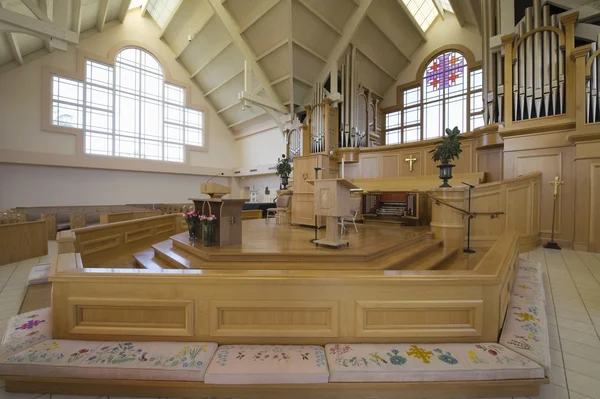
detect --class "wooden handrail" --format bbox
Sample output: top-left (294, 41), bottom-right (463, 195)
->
top-left (426, 193), bottom-right (504, 219)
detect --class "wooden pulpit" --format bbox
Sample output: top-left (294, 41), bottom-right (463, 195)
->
top-left (310, 178), bottom-right (358, 248)
top-left (189, 197), bottom-right (246, 246)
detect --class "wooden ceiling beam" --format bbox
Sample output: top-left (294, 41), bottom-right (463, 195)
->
top-left (22, 0), bottom-right (56, 51)
top-left (297, 0), bottom-right (342, 35)
top-left (118, 0), bottom-right (132, 22)
top-left (0, 6), bottom-right (77, 45)
top-left (355, 46), bottom-right (396, 80)
top-left (448, 0), bottom-right (466, 26)
top-left (307, 0), bottom-right (372, 103)
top-left (239, 0), bottom-right (280, 34)
top-left (256, 38), bottom-right (287, 61)
top-left (365, 15), bottom-right (410, 61)
top-left (217, 101), bottom-right (240, 114)
top-left (208, 0), bottom-right (285, 108)
top-left (175, 11), bottom-right (215, 59)
top-left (159, 0), bottom-right (183, 38)
top-left (0, 3), bottom-right (22, 65)
top-left (97, 0), bottom-right (110, 32)
top-left (228, 111), bottom-right (267, 129)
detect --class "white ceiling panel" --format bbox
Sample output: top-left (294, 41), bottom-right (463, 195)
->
top-left (81, 0), bottom-right (100, 32)
top-left (0, 35), bottom-right (15, 66)
top-left (242, 0), bottom-right (288, 56)
top-left (163, 0), bottom-right (214, 56)
top-left (355, 49), bottom-right (395, 96)
top-left (297, 0), bottom-right (356, 33)
top-left (291, 0), bottom-right (338, 61)
top-left (179, 16), bottom-right (230, 72)
top-left (225, 0), bottom-right (278, 30)
top-left (106, 0), bottom-right (123, 22)
top-left (193, 44), bottom-right (245, 92)
top-left (273, 79), bottom-right (290, 102)
top-left (13, 33), bottom-right (44, 57)
top-left (352, 17), bottom-right (407, 78)
top-left (293, 79), bottom-right (312, 105)
top-left (292, 43), bottom-right (324, 86)
top-left (220, 101), bottom-right (265, 125)
top-left (205, 73), bottom-right (245, 110)
top-left (258, 44), bottom-right (290, 82)
top-left (367, 0), bottom-right (423, 58)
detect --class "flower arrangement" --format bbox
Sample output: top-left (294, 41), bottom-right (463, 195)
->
top-left (430, 126), bottom-right (462, 187)
top-left (183, 211), bottom-right (199, 241)
top-left (199, 214), bottom-right (217, 246)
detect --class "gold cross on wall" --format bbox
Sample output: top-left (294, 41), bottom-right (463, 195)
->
top-left (549, 176), bottom-right (564, 198)
top-left (405, 155), bottom-right (417, 172)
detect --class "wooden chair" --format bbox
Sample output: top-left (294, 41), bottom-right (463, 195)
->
top-left (266, 195), bottom-right (291, 225)
top-left (340, 197), bottom-right (361, 234)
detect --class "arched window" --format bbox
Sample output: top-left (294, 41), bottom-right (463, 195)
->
top-left (384, 50), bottom-right (484, 145)
top-left (51, 47), bottom-right (204, 162)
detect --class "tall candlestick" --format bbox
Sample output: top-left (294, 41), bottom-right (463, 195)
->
top-left (341, 158), bottom-right (345, 178)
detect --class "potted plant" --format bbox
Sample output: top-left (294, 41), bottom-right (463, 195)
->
top-left (183, 211), bottom-right (199, 241)
top-left (430, 126), bottom-right (463, 188)
top-left (200, 214), bottom-right (217, 247)
top-left (275, 154), bottom-right (292, 190)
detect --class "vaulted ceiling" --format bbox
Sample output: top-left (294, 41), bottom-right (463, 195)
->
top-left (0, 0), bottom-right (484, 136)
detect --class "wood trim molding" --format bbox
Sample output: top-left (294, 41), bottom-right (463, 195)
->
top-left (590, 163), bottom-right (600, 248)
top-left (40, 40), bottom-right (210, 165)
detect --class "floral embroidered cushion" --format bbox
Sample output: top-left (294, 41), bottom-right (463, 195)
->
top-left (324, 343), bottom-right (544, 382)
top-left (27, 263), bottom-right (51, 286)
top-left (204, 345), bottom-right (329, 384)
top-left (512, 277), bottom-right (546, 304)
top-left (515, 259), bottom-right (544, 285)
top-left (0, 340), bottom-right (217, 381)
top-left (0, 308), bottom-right (52, 361)
top-left (499, 296), bottom-right (550, 376)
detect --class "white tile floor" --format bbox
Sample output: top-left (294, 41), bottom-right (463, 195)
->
top-left (0, 244), bottom-right (599, 399)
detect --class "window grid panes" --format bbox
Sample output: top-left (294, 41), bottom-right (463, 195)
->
top-left (51, 48), bottom-right (205, 162)
top-left (385, 51), bottom-right (483, 146)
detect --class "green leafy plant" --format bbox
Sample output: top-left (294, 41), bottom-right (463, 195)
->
top-left (275, 154), bottom-right (292, 177)
top-left (430, 126), bottom-right (463, 164)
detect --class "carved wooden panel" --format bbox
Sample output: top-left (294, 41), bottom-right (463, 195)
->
top-left (209, 300), bottom-right (339, 337)
top-left (67, 297), bottom-right (194, 337)
top-left (361, 155), bottom-right (380, 178)
top-left (355, 300), bottom-right (483, 338)
top-left (505, 184), bottom-right (532, 236)
top-left (80, 234), bottom-right (121, 256)
top-left (124, 227), bottom-right (153, 244)
top-left (381, 154), bottom-right (399, 178)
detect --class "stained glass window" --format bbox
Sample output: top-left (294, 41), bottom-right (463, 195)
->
top-left (384, 50), bottom-right (483, 145)
top-left (51, 47), bottom-right (205, 162)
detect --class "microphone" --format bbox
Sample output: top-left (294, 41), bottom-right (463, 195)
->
top-left (461, 181), bottom-right (475, 188)
top-left (207, 172), bottom-right (224, 183)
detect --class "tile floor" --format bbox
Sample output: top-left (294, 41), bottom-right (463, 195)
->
top-left (0, 244), bottom-right (599, 399)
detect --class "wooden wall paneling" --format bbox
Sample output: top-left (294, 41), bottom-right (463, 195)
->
top-left (590, 163), bottom-right (600, 252)
top-left (468, 185), bottom-right (505, 248)
top-left (510, 147), bottom-right (575, 247)
top-left (0, 220), bottom-right (48, 265)
top-left (360, 154), bottom-right (381, 178)
top-left (381, 153), bottom-right (399, 177)
top-left (476, 148), bottom-right (504, 182)
top-left (451, 140), bottom-right (475, 175)
top-left (397, 150), bottom-right (424, 177)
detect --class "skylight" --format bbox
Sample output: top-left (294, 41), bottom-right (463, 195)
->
top-left (128, 0), bottom-right (145, 10)
top-left (146, 0), bottom-right (179, 29)
top-left (402, 0), bottom-right (448, 32)
top-left (438, 0), bottom-right (454, 13)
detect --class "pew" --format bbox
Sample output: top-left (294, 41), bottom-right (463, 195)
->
top-left (0, 220), bottom-right (48, 265)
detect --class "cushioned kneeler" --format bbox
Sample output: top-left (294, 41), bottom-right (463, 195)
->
top-left (324, 342), bottom-right (544, 382)
top-left (204, 345), bottom-right (329, 384)
top-left (512, 259), bottom-right (546, 304)
top-left (500, 296), bottom-right (550, 376)
top-left (0, 341), bottom-right (217, 381)
top-left (27, 264), bottom-right (51, 286)
top-left (0, 307), bottom-right (52, 361)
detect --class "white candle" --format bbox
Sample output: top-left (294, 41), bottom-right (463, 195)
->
top-left (342, 158), bottom-right (345, 179)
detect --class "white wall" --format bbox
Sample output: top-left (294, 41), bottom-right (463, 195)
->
top-left (0, 12), bottom-right (239, 209)
top-left (0, 164), bottom-right (230, 210)
top-left (234, 127), bottom-right (285, 172)
top-left (381, 14), bottom-right (483, 108)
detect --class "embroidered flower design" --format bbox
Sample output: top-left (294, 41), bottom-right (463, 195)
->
top-left (386, 349), bottom-right (407, 365)
top-left (406, 345), bottom-right (433, 364)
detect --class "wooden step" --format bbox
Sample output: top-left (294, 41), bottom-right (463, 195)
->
top-left (402, 247), bottom-right (460, 271)
top-left (133, 251), bottom-right (172, 270)
top-left (377, 238), bottom-right (444, 270)
top-left (152, 240), bottom-right (194, 269)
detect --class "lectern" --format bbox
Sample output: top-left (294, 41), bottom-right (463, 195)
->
top-left (189, 197), bottom-right (246, 246)
top-left (200, 182), bottom-right (231, 198)
top-left (309, 178), bottom-right (358, 248)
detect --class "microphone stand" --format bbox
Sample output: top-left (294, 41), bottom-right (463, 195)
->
top-left (310, 167), bottom-right (324, 244)
top-left (206, 172), bottom-right (224, 183)
top-left (462, 181), bottom-right (476, 254)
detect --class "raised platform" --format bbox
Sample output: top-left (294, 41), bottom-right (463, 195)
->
top-left (136, 220), bottom-right (459, 270)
